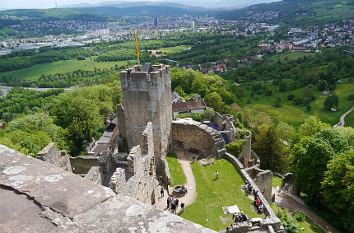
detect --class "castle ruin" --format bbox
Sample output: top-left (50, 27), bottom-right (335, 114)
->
top-left (0, 63), bottom-right (283, 233)
top-left (119, 64), bottom-right (172, 178)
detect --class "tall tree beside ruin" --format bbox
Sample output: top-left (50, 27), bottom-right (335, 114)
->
top-left (253, 124), bottom-right (289, 173)
top-left (321, 150), bottom-right (354, 232)
top-left (292, 137), bottom-right (335, 204)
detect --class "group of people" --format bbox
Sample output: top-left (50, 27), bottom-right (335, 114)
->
top-left (243, 182), bottom-right (254, 196)
top-left (166, 195), bottom-right (184, 214)
top-left (253, 192), bottom-right (264, 213)
top-left (243, 182), bottom-right (264, 213)
top-left (233, 212), bottom-right (248, 223)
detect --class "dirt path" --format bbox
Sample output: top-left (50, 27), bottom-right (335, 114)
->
top-left (175, 149), bottom-right (197, 206)
top-left (275, 190), bottom-right (340, 233)
top-left (335, 104), bottom-right (354, 127)
top-left (156, 149), bottom-right (197, 211)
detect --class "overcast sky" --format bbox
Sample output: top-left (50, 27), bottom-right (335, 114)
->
top-left (0, 0), bottom-right (279, 10)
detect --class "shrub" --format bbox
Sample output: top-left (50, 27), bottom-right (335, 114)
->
top-left (293, 211), bottom-right (306, 222)
top-left (287, 94), bottom-right (295, 101)
top-left (347, 94), bottom-right (354, 101)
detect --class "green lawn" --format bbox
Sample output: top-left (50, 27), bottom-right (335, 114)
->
top-left (160, 45), bottom-right (191, 55)
top-left (272, 176), bottom-right (282, 188)
top-left (180, 159), bottom-right (261, 231)
top-left (311, 83), bottom-right (354, 126)
top-left (0, 59), bottom-right (128, 83)
top-left (246, 83), bottom-right (354, 127)
top-left (166, 153), bottom-right (187, 186)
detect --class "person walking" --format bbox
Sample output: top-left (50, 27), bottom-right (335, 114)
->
top-left (160, 187), bottom-right (164, 198)
top-left (171, 200), bottom-right (176, 214)
top-left (180, 202), bottom-right (185, 210)
top-left (214, 170), bottom-right (219, 180)
top-left (167, 195), bottom-right (172, 209)
top-left (175, 198), bottom-right (179, 210)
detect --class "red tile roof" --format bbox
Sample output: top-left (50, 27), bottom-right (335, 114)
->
top-left (172, 99), bottom-right (207, 113)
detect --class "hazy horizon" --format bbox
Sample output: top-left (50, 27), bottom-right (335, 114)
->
top-left (0, 0), bottom-right (280, 10)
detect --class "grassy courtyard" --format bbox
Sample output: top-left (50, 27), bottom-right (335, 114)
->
top-left (166, 152), bottom-right (187, 186)
top-left (180, 159), bottom-right (261, 231)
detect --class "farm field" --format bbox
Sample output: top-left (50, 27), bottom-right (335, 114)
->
top-left (0, 59), bottom-right (128, 83)
top-left (160, 45), bottom-right (191, 55)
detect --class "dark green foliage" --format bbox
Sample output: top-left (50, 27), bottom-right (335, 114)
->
top-left (0, 113), bottom-right (64, 156)
top-left (323, 95), bottom-right (339, 111)
top-left (225, 139), bottom-right (246, 158)
top-left (0, 88), bottom-right (64, 121)
top-left (321, 150), bottom-right (354, 232)
top-left (293, 137), bottom-right (335, 203)
top-left (293, 211), bottom-right (306, 222)
top-left (253, 124), bottom-right (289, 173)
top-left (273, 97), bottom-right (282, 108)
top-left (276, 208), bottom-right (300, 233)
top-left (347, 94), bottom-right (354, 101)
top-left (49, 86), bottom-right (114, 155)
top-left (315, 129), bottom-right (349, 153)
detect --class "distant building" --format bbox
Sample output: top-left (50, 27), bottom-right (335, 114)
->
top-left (154, 17), bottom-right (158, 28)
top-left (172, 97), bottom-right (207, 119)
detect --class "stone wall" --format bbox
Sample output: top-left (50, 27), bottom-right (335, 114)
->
top-left (120, 64), bottom-right (172, 177)
top-left (239, 136), bottom-right (260, 168)
top-left (281, 173), bottom-right (300, 196)
top-left (37, 143), bottom-right (72, 172)
top-left (172, 118), bottom-right (225, 158)
top-left (70, 156), bottom-right (99, 175)
top-left (110, 122), bottom-right (158, 205)
top-left (246, 166), bottom-right (273, 202)
top-left (214, 112), bottom-right (237, 142)
top-left (84, 166), bottom-right (103, 184)
top-left (223, 152), bottom-right (282, 233)
top-left (0, 144), bottom-right (216, 233)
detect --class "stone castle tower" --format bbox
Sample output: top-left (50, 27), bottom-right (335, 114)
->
top-left (120, 64), bottom-right (172, 177)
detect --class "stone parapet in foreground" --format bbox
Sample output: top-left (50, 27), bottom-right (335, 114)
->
top-left (0, 144), bottom-right (216, 233)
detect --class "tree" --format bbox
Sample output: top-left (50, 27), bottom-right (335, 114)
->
top-left (273, 96), bottom-right (282, 108)
top-left (298, 117), bottom-right (330, 137)
top-left (324, 95), bottom-right (339, 111)
top-left (226, 139), bottom-right (246, 158)
top-left (321, 150), bottom-right (354, 232)
top-left (204, 92), bottom-right (224, 113)
top-left (253, 124), bottom-right (289, 173)
top-left (276, 122), bottom-right (295, 143)
top-left (0, 113), bottom-right (63, 156)
top-left (49, 89), bottom-right (108, 155)
top-left (242, 108), bottom-right (272, 130)
top-left (293, 137), bottom-right (335, 204)
top-left (278, 81), bottom-right (288, 92)
top-left (315, 128), bottom-right (349, 154)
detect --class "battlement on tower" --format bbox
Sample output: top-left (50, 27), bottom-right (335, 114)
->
top-left (120, 64), bottom-right (171, 93)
